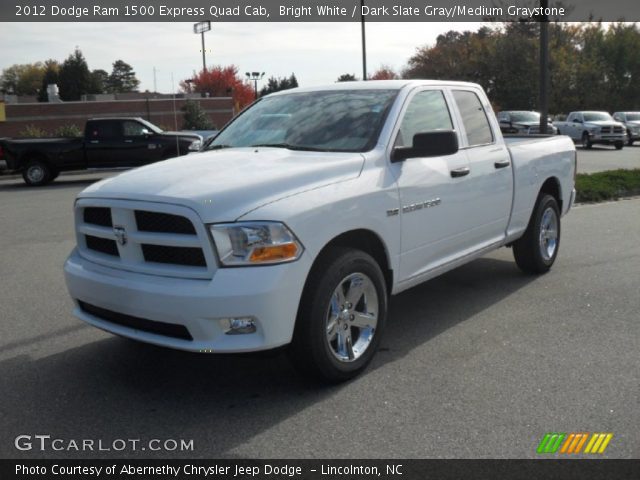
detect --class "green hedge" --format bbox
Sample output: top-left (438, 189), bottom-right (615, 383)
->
top-left (576, 169), bottom-right (640, 203)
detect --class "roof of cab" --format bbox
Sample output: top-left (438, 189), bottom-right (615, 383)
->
top-left (268, 79), bottom-right (482, 96)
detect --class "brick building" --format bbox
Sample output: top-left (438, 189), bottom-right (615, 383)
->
top-left (0, 96), bottom-right (234, 137)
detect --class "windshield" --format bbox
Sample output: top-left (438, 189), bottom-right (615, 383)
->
top-left (510, 111), bottom-right (540, 123)
top-left (626, 113), bottom-right (640, 121)
top-left (137, 118), bottom-right (163, 134)
top-left (206, 89), bottom-right (398, 152)
top-left (583, 112), bottom-right (613, 122)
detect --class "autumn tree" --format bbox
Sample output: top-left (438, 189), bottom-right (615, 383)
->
top-left (369, 65), bottom-right (399, 80)
top-left (182, 65), bottom-right (254, 109)
top-left (0, 62), bottom-right (45, 96)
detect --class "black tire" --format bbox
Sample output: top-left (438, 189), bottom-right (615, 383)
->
top-left (581, 132), bottom-right (592, 149)
top-left (615, 141), bottom-right (624, 150)
top-left (289, 247), bottom-right (388, 383)
top-left (22, 159), bottom-right (53, 186)
top-left (628, 136), bottom-right (635, 146)
top-left (513, 194), bottom-right (561, 274)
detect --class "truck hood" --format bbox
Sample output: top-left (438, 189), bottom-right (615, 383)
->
top-left (584, 121), bottom-right (623, 128)
top-left (78, 147), bottom-right (364, 222)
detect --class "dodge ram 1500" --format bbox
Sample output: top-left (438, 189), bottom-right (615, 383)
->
top-left (554, 111), bottom-right (626, 149)
top-left (64, 80), bottom-right (576, 381)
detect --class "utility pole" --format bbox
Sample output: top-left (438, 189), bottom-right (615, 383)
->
top-left (539, 0), bottom-right (550, 134)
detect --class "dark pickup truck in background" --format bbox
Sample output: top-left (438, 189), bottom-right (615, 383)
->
top-left (0, 117), bottom-right (202, 186)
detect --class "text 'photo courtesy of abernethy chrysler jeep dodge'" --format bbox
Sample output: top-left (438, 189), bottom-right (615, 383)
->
top-left (64, 80), bottom-right (576, 382)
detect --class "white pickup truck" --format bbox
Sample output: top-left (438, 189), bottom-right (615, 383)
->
top-left (554, 111), bottom-right (626, 149)
top-left (64, 80), bottom-right (576, 382)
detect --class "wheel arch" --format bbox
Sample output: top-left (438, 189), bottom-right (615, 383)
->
top-left (540, 176), bottom-right (562, 212)
top-left (309, 229), bottom-right (393, 296)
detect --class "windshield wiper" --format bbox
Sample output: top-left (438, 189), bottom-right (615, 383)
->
top-left (251, 143), bottom-right (330, 152)
top-left (206, 144), bottom-right (233, 151)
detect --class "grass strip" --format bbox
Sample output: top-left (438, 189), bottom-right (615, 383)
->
top-left (576, 169), bottom-right (640, 203)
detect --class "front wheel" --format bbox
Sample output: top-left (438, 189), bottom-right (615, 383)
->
top-left (513, 194), bottom-right (561, 274)
top-left (615, 141), bottom-right (624, 150)
top-left (581, 132), bottom-right (593, 149)
top-left (290, 247), bottom-right (388, 382)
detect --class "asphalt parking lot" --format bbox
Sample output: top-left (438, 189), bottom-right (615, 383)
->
top-left (1, 165), bottom-right (639, 460)
top-left (576, 143), bottom-right (640, 173)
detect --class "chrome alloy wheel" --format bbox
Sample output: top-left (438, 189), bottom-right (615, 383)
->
top-left (27, 165), bottom-right (45, 183)
top-left (539, 207), bottom-right (559, 261)
top-left (325, 272), bottom-right (379, 362)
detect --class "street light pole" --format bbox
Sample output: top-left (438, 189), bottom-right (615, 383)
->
top-left (246, 72), bottom-right (265, 100)
top-left (193, 21), bottom-right (211, 73)
top-left (361, 0), bottom-right (367, 80)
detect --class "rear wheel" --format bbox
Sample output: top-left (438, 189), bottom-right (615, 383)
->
top-left (289, 247), bottom-right (387, 382)
top-left (22, 159), bottom-right (53, 186)
top-left (581, 132), bottom-right (592, 149)
top-left (513, 194), bottom-right (561, 274)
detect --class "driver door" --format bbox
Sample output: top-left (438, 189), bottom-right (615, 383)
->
top-left (388, 88), bottom-right (471, 283)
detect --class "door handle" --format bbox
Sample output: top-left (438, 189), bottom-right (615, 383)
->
top-left (124, 140), bottom-right (133, 143)
top-left (89, 140), bottom-right (99, 144)
top-left (450, 167), bottom-right (470, 178)
top-left (494, 159), bottom-right (511, 169)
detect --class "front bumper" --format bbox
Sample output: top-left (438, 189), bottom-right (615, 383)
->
top-left (64, 248), bottom-right (312, 352)
top-left (589, 133), bottom-right (625, 143)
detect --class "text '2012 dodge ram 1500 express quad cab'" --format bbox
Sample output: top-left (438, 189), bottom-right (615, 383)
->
top-left (0, 117), bottom-right (202, 186)
top-left (554, 111), bottom-right (626, 149)
top-left (64, 81), bottom-right (576, 382)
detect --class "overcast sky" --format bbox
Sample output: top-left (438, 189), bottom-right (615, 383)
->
top-left (1, 22), bottom-right (487, 92)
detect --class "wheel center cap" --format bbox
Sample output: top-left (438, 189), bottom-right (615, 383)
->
top-left (339, 309), bottom-right (350, 321)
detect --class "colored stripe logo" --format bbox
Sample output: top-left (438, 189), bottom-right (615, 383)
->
top-left (537, 433), bottom-right (613, 454)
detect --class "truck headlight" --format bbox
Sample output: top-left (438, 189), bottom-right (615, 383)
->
top-left (188, 140), bottom-right (202, 151)
top-left (210, 222), bottom-right (303, 266)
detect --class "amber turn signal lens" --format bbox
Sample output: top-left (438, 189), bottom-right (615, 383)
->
top-left (249, 243), bottom-right (298, 262)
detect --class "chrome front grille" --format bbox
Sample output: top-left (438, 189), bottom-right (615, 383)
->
top-left (75, 199), bottom-right (217, 279)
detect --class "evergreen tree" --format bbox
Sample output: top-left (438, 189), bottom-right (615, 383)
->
top-left (107, 60), bottom-right (140, 93)
top-left (181, 100), bottom-right (214, 130)
top-left (58, 49), bottom-right (91, 101)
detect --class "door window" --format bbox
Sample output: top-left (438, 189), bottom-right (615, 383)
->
top-left (395, 90), bottom-right (453, 147)
top-left (452, 90), bottom-right (494, 146)
top-left (90, 121), bottom-right (122, 140)
top-left (123, 121), bottom-right (149, 137)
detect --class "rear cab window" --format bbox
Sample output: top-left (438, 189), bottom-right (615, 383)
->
top-left (452, 90), bottom-right (494, 147)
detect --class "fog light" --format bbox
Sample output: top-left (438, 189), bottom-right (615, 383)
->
top-left (220, 317), bottom-right (257, 335)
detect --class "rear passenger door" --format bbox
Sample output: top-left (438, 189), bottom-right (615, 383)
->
top-left (450, 89), bottom-right (513, 248)
top-left (84, 120), bottom-right (125, 168)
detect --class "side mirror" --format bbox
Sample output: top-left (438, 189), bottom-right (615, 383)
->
top-left (391, 130), bottom-right (459, 163)
top-left (141, 128), bottom-right (152, 138)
